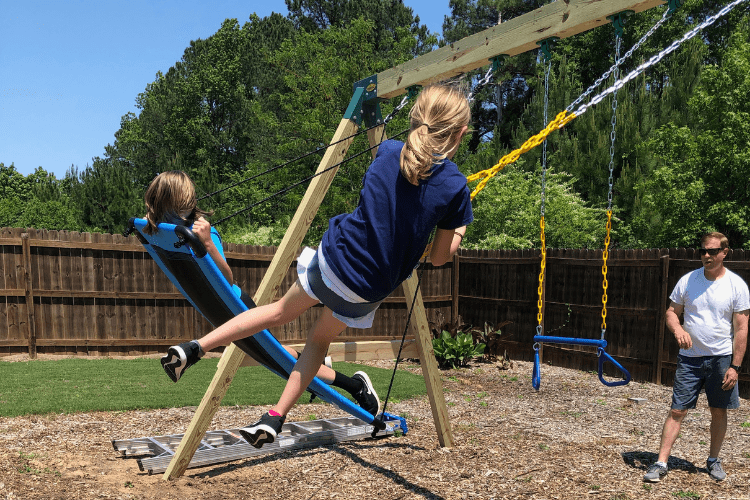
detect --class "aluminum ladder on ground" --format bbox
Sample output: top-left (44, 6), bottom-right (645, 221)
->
top-left (112, 413), bottom-right (407, 474)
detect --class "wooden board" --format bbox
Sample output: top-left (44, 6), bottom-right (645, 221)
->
top-left (377, 0), bottom-right (665, 98)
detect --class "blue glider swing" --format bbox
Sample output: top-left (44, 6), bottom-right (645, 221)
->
top-left (530, 25), bottom-right (631, 390)
top-left (125, 217), bottom-right (394, 431)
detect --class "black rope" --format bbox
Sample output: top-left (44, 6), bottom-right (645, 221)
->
top-left (373, 255), bottom-right (428, 436)
top-left (199, 120), bottom-right (399, 202)
top-left (212, 128), bottom-right (408, 227)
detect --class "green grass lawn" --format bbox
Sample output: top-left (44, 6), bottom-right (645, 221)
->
top-left (0, 358), bottom-right (426, 418)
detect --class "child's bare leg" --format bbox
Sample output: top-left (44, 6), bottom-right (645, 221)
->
top-left (284, 346), bottom-right (335, 384)
top-left (272, 307), bottom-right (346, 416)
top-left (198, 281), bottom-right (318, 352)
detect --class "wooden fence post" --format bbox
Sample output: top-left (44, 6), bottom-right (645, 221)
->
top-left (654, 252), bottom-right (670, 385)
top-left (21, 233), bottom-right (37, 359)
top-left (451, 253), bottom-right (459, 324)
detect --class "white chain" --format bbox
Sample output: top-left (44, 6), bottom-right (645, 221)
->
top-left (383, 94), bottom-right (411, 124)
top-left (468, 66), bottom-right (496, 103)
top-left (567, 8), bottom-right (671, 113)
top-left (607, 35), bottom-right (621, 211)
top-left (572, 0), bottom-right (748, 118)
top-left (540, 56), bottom-right (551, 218)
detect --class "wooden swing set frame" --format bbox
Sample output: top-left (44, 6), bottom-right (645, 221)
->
top-left (163, 0), bottom-right (666, 479)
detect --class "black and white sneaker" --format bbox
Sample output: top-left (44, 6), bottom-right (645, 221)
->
top-left (161, 341), bottom-right (203, 382)
top-left (239, 412), bottom-right (285, 448)
top-left (352, 371), bottom-right (380, 416)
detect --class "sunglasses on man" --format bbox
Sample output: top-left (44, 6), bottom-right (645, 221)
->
top-left (699, 247), bottom-right (723, 256)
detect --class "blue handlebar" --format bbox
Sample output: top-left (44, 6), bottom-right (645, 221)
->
top-left (597, 348), bottom-right (632, 387)
top-left (532, 335), bottom-right (630, 389)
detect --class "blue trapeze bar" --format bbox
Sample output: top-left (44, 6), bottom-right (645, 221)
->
top-left (532, 335), bottom-right (631, 390)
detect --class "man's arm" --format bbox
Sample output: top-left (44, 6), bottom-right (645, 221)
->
top-left (665, 301), bottom-right (692, 350)
top-left (723, 309), bottom-right (749, 389)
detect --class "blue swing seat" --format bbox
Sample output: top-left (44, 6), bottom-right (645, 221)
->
top-left (532, 335), bottom-right (631, 390)
top-left (125, 217), bottom-right (387, 429)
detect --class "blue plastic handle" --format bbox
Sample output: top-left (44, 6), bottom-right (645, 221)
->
top-left (597, 348), bottom-right (632, 387)
top-left (533, 335), bottom-right (607, 349)
top-left (532, 335), bottom-right (631, 388)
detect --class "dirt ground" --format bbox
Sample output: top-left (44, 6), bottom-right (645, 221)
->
top-left (1, 357), bottom-right (748, 500)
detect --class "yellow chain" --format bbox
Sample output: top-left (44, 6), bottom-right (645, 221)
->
top-left (600, 210), bottom-right (612, 330)
top-left (536, 216), bottom-right (547, 326)
top-left (422, 109), bottom-right (577, 258)
top-left (467, 110), bottom-right (577, 200)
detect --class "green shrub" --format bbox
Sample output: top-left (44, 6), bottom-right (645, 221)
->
top-left (432, 330), bottom-right (485, 369)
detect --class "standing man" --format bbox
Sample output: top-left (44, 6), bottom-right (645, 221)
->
top-left (644, 232), bottom-right (749, 483)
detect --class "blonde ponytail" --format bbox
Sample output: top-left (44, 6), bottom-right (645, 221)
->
top-left (400, 85), bottom-right (470, 185)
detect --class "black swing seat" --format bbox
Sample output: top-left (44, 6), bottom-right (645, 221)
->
top-left (125, 217), bottom-right (387, 429)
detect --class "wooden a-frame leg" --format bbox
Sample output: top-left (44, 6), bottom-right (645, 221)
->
top-left (401, 274), bottom-right (454, 448)
top-left (163, 118), bottom-right (359, 480)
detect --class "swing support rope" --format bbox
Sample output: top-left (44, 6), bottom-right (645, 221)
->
top-left (465, 0), bottom-right (748, 201)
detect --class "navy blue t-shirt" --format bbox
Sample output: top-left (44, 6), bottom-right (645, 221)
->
top-left (321, 139), bottom-right (473, 302)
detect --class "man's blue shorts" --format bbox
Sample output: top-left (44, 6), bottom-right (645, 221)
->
top-left (672, 354), bottom-right (740, 410)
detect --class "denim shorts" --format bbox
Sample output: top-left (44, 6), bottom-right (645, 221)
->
top-left (672, 354), bottom-right (739, 410)
top-left (297, 247), bottom-right (382, 329)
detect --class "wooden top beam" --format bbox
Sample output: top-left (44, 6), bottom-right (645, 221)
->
top-left (377, 0), bottom-right (665, 98)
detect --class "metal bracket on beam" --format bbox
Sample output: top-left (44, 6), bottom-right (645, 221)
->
top-left (667, 0), bottom-right (682, 15)
top-left (490, 55), bottom-right (508, 74)
top-left (346, 74), bottom-right (383, 127)
top-left (607, 11), bottom-right (635, 37)
top-left (537, 38), bottom-right (559, 63)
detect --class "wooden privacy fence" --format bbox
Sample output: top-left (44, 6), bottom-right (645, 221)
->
top-left (0, 227), bottom-right (453, 358)
top-left (1, 228), bottom-right (748, 395)
top-left (457, 248), bottom-right (750, 398)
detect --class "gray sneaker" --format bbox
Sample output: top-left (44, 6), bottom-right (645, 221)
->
top-left (643, 463), bottom-right (668, 482)
top-left (707, 459), bottom-right (726, 481)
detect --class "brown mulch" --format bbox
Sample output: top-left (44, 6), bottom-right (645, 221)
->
top-left (1, 357), bottom-right (748, 500)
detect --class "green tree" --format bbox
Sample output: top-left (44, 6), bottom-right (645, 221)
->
top-left (0, 163), bottom-right (32, 201)
top-left (221, 17), bottom-right (418, 245)
top-left (67, 159), bottom-right (143, 234)
top-left (625, 21), bottom-right (750, 248)
top-left (0, 164), bottom-right (83, 231)
top-left (285, 0), bottom-right (435, 58)
top-left (465, 164), bottom-right (607, 250)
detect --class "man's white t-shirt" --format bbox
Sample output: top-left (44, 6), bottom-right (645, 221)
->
top-left (670, 268), bottom-right (750, 357)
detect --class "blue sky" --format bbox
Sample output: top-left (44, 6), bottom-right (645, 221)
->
top-left (0, 0), bottom-right (451, 179)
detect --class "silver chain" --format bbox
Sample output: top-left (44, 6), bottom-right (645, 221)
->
top-left (572, 0), bottom-right (748, 119)
top-left (566, 8), bottom-right (671, 113)
top-left (541, 55), bottom-right (551, 218)
top-left (607, 35), bottom-right (621, 211)
top-left (383, 94), bottom-right (411, 124)
top-left (468, 66), bottom-right (496, 103)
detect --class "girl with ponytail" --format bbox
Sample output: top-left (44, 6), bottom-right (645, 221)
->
top-left (161, 84), bottom-right (473, 448)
